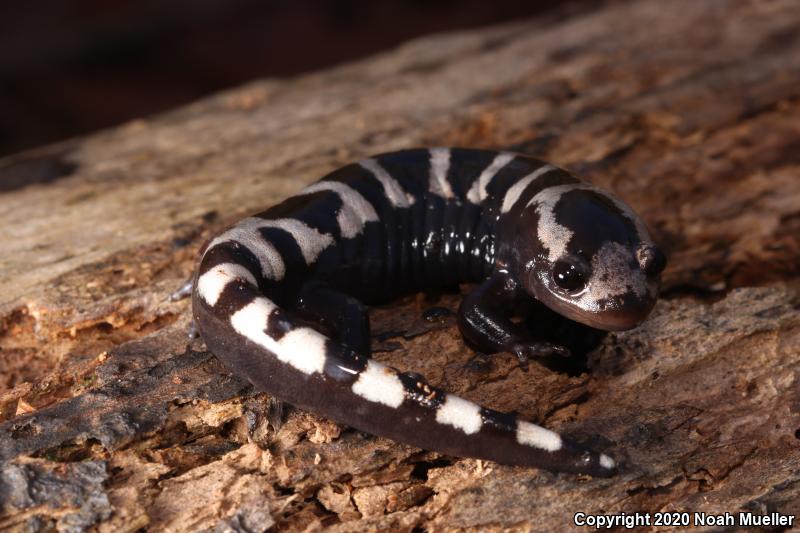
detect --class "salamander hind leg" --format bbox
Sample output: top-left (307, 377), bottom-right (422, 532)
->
top-left (169, 277), bottom-right (195, 302)
top-left (293, 281), bottom-right (372, 355)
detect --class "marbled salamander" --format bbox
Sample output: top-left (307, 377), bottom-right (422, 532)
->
top-left (192, 148), bottom-right (665, 477)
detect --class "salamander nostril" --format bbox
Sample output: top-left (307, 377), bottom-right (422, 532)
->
top-left (637, 244), bottom-right (666, 276)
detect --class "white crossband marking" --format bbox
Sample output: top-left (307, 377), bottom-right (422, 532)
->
top-left (197, 263), bottom-right (258, 306)
top-left (230, 297), bottom-right (327, 375)
top-left (466, 152), bottom-right (515, 204)
top-left (600, 454), bottom-right (616, 469)
top-left (428, 148), bottom-right (454, 199)
top-left (302, 181), bottom-right (379, 238)
top-left (527, 182), bottom-right (651, 263)
top-left (526, 184), bottom-right (580, 262)
top-left (516, 420), bottom-right (562, 452)
top-left (500, 164), bottom-right (556, 213)
top-left (207, 218), bottom-right (287, 280)
top-left (351, 360), bottom-right (406, 408)
top-left (259, 218), bottom-right (334, 265)
top-left (436, 395), bottom-right (483, 434)
top-left (275, 327), bottom-right (329, 375)
top-left (359, 158), bottom-right (415, 207)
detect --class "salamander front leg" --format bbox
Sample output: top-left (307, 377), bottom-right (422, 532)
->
top-left (458, 271), bottom-right (569, 367)
top-left (293, 282), bottom-right (372, 355)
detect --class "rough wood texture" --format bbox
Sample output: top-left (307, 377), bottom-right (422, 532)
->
top-left (1, 0), bottom-right (799, 530)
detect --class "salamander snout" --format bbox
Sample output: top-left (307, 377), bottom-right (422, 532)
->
top-left (527, 240), bottom-right (665, 332)
top-left (514, 182), bottom-right (666, 333)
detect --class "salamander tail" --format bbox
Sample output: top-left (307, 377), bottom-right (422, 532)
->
top-left (193, 263), bottom-right (616, 477)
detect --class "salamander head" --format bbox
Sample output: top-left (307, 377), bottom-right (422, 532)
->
top-left (516, 184), bottom-right (666, 331)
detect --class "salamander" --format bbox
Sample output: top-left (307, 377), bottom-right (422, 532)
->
top-left (191, 148), bottom-right (666, 477)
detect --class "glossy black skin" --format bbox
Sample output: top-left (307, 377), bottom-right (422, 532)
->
top-left (263, 150), bottom-right (498, 306)
top-left (262, 148), bottom-right (662, 363)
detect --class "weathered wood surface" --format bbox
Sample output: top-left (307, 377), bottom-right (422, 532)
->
top-left (1, 0), bottom-right (799, 530)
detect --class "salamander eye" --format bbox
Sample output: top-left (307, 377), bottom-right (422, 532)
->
top-left (552, 260), bottom-right (588, 293)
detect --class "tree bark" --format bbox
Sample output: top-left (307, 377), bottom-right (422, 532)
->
top-left (1, 0), bottom-right (799, 530)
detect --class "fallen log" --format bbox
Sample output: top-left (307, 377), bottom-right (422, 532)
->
top-left (1, 0), bottom-right (799, 530)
